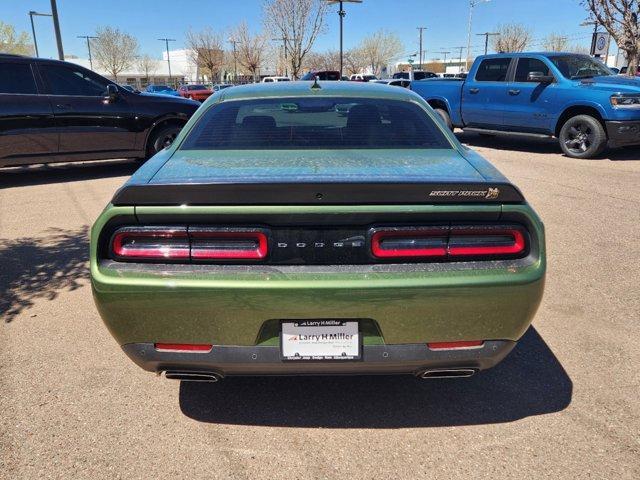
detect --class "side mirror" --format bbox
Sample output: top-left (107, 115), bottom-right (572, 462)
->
top-left (527, 71), bottom-right (554, 83)
top-left (106, 84), bottom-right (119, 102)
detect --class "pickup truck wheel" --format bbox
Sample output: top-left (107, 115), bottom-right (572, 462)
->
top-left (434, 108), bottom-right (453, 131)
top-left (146, 124), bottom-right (181, 159)
top-left (559, 115), bottom-right (607, 159)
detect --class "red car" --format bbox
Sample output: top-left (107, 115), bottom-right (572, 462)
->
top-left (178, 84), bottom-right (213, 102)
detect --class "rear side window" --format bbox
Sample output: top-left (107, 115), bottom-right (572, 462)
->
top-left (40, 64), bottom-right (109, 96)
top-left (0, 63), bottom-right (37, 94)
top-left (180, 97), bottom-right (451, 150)
top-left (514, 58), bottom-right (551, 82)
top-left (475, 58), bottom-right (511, 82)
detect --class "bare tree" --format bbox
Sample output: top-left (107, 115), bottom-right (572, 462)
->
top-left (136, 54), bottom-right (159, 84)
top-left (92, 27), bottom-right (139, 81)
top-left (304, 50), bottom-right (340, 71)
top-left (359, 30), bottom-right (404, 77)
top-left (232, 22), bottom-right (268, 81)
top-left (543, 33), bottom-right (569, 52)
top-left (0, 21), bottom-right (33, 55)
top-left (185, 27), bottom-right (225, 82)
top-left (343, 47), bottom-right (368, 75)
top-left (263, 0), bottom-right (328, 79)
top-left (491, 23), bottom-right (532, 52)
top-left (584, 0), bottom-right (640, 75)
top-left (569, 43), bottom-right (591, 54)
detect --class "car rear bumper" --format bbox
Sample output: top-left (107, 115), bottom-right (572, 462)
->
top-left (122, 340), bottom-right (516, 377)
top-left (606, 120), bottom-right (640, 148)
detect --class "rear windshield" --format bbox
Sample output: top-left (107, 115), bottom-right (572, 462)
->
top-left (188, 85), bottom-right (207, 90)
top-left (180, 97), bottom-right (451, 150)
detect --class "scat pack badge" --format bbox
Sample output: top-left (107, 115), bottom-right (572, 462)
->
top-left (428, 187), bottom-right (500, 199)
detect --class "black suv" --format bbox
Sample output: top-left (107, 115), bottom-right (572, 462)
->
top-left (0, 54), bottom-right (200, 167)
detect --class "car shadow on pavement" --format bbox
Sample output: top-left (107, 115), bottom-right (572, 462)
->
top-left (0, 227), bottom-right (89, 322)
top-left (179, 327), bottom-right (572, 428)
top-left (457, 131), bottom-right (640, 160)
top-left (0, 159), bottom-right (139, 189)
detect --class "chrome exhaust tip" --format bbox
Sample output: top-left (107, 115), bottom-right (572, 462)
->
top-left (418, 368), bottom-right (476, 379)
top-left (163, 371), bottom-right (223, 382)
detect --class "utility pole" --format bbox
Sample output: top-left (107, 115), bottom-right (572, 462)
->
top-left (50, 0), bottom-right (64, 60)
top-left (417, 26), bottom-right (427, 70)
top-left (438, 50), bottom-right (450, 74)
top-left (272, 36), bottom-right (288, 76)
top-left (77, 35), bottom-right (98, 70)
top-left (476, 32), bottom-right (499, 55)
top-left (28, 11), bottom-right (52, 58)
top-left (158, 38), bottom-right (176, 82)
top-left (453, 46), bottom-right (465, 71)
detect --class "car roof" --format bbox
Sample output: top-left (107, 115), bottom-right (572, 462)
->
top-left (213, 80), bottom-right (422, 103)
top-left (480, 52), bottom-right (590, 59)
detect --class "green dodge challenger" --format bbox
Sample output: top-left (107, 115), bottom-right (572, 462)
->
top-left (90, 81), bottom-right (545, 381)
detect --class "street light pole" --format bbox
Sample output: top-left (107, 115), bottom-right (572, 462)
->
top-left (476, 32), bottom-right (499, 55)
top-left (327, 1), bottom-right (362, 79)
top-left (417, 27), bottom-right (427, 70)
top-left (77, 35), bottom-right (98, 70)
top-left (28, 11), bottom-right (52, 57)
top-left (50, 0), bottom-right (64, 60)
top-left (466, 0), bottom-right (491, 71)
top-left (158, 38), bottom-right (176, 83)
top-left (228, 39), bottom-right (238, 81)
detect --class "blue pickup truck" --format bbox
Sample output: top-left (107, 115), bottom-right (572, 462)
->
top-left (411, 52), bottom-right (640, 158)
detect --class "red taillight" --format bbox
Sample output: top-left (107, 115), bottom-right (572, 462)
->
top-left (110, 227), bottom-right (268, 262)
top-left (428, 340), bottom-right (484, 350)
top-left (112, 227), bottom-right (189, 260)
top-left (190, 229), bottom-right (268, 260)
top-left (448, 227), bottom-right (525, 257)
top-left (371, 228), bottom-right (448, 258)
top-left (370, 225), bottom-right (526, 260)
top-left (154, 343), bottom-right (213, 352)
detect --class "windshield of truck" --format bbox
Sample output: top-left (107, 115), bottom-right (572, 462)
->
top-left (548, 55), bottom-right (613, 79)
top-left (180, 97), bottom-right (451, 150)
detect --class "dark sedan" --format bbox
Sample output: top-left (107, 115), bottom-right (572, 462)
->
top-left (0, 54), bottom-right (200, 168)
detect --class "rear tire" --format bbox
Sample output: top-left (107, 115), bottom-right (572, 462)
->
top-left (146, 124), bottom-right (182, 159)
top-left (558, 114), bottom-right (607, 159)
top-left (433, 108), bottom-right (453, 131)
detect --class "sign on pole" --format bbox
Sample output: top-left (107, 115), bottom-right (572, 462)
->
top-left (591, 32), bottom-right (610, 57)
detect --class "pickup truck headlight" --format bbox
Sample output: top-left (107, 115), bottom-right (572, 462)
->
top-left (610, 94), bottom-right (640, 108)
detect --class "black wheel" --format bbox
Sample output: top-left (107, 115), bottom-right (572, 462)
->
top-left (559, 115), bottom-right (607, 159)
top-left (433, 108), bottom-right (453, 131)
top-left (146, 125), bottom-right (181, 158)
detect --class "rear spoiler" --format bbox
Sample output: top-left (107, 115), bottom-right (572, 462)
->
top-left (111, 181), bottom-right (524, 206)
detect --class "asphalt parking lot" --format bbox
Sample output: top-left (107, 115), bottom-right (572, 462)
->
top-left (1, 134), bottom-right (639, 479)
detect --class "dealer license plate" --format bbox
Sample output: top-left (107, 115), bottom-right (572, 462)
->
top-left (281, 320), bottom-right (360, 361)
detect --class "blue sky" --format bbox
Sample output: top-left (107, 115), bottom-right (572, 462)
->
top-left (4, 0), bottom-right (600, 61)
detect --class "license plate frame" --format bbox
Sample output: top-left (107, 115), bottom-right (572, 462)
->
top-left (280, 320), bottom-right (361, 361)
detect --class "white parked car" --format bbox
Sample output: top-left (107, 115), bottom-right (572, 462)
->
top-left (262, 76), bottom-right (291, 83)
top-left (349, 74), bottom-right (378, 82)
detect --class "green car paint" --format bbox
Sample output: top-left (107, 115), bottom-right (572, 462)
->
top-left (91, 202), bottom-right (544, 346)
top-left (90, 82), bottom-right (545, 377)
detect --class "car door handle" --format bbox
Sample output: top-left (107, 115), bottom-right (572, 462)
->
top-left (469, 88), bottom-right (480, 94)
top-left (55, 104), bottom-right (73, 110)
top-left (508, 89), bottom-right (521, 96)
